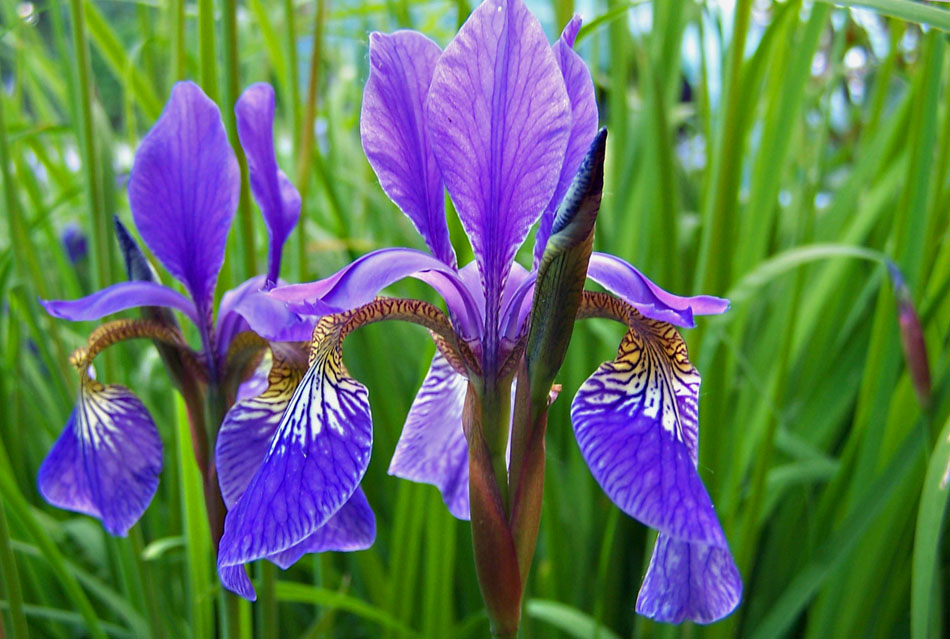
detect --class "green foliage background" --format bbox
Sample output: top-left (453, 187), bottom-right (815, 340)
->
top-left (1, 0), bottom-right (949, 637)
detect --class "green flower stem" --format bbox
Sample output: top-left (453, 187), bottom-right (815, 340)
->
top-left (465, 384), bottom-right (522, 638)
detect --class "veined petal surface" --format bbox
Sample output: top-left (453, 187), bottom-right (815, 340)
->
top-left (271, 247), bottom-right (480, 336)
top-left (362, 31), bottom-right (455, 266)
top-left (218, 276), bottom-right (313, 349)
top-left (268, 488), bottom-right (376, 569)
top-left (38, 383), bottom-right (162, 536)
top-left (42, 281), bottom-right (199, 325)
top-left (389, 350), bottom-right (470, 519)
top-left (128, 81), bottom-right (239, 316)
top-left (571, 310), bottom-right (725, 547)
top-left (534, 15), bottom-right (599, 265)
top-left (426, 0), bottom-right (570, 321)
top-left (218, 315), bottom-right (372, 570)
top-left (636, 534), bottom-right (741, 624)
top-left (587, 253), bottom-right (729, 328)
top-left (236, 83), bottom-right (301, 287)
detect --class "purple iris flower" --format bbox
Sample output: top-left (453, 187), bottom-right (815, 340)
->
top-left (35, 82), bottom-right (371, 559)
top-left (218, 0), bottom-right (740, 623)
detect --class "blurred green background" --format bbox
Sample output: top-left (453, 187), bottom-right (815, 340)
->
top-left (1, 0), bottom-right (949, 637)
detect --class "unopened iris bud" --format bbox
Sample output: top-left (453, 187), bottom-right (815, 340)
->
top-left (525, 128), bottom-right (607, 410)
top-left (887, 261), bottom-right (931, 407)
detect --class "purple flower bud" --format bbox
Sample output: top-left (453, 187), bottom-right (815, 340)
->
top-left (887, 261), bottom-right (931, 406)
top-left (61, 223), bottom-right (88, 264)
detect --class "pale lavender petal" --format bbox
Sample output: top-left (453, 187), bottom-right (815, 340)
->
top-left (271, 247), bottom-right (480, 336)
top-left (361, 31), bottom-right (455, 266)
top-left (128, 81), bottom-right (239, 316)
top-left (218, 276), bottom-right (313, 349)
top-left (219, 565), bottom-right (256, 601)
top-left (587, 253), bottom-right (730, 328)
top-left (217, 341), bottom-right (372, 570)
top-left (534, 15), bottom-right (599, 265)
top-left (236, 83), bottom-right (301, 286)
top-left (570, 314), bottom-right (723, 546)
top-left (389, 351), bottom-right (470, 519)
top-left (636, 534), bottom-right (741, 624)
top-left (426, 0), bottom-right (571, 323)
top-left (268, 488), bottom-right (376, 569)
top-left (41, 282), bottom-right (199, 325)
top-left (38, 384), bottom-right (162, 536)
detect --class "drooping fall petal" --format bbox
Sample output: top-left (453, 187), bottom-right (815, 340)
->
top-left (38, 382), bottom-right (162, 536)
top-left (636, 534), bottom-right (742, 624)
top-left (389, 350), bottom-right (470, 519)
top-left (570, 308), bottom-right (725, 547)
top-left (42, 281), bottom-right (199, 325)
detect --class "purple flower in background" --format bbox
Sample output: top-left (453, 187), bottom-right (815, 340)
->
top-left (36, 83), bottom-right (372, 575)
top-left (218, 0), bottom-right (740, 624)
top-left (61, 223), bottom-right (88, 264)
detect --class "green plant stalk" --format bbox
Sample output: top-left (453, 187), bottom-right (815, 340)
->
top-left (296, 0), bottom-right (328, 202)
top-left (258, 562), bottom-right (278, 639)
top-left (172, 0), bottom-right (187, 81)
top-left (129, 528), bottom-right (165, 639)
top-left (0, 449), bottom-right (107, 639)
top-left (0, 501), bottom-right (28, 639)
top-left (198, 0), bottom-right (219, 101)
top-left (68, 0), bottom-right (111, 294)
top-left (694, 0), bottom-right (753, 296)
top-left (283, 0), bottom-right (305, 280)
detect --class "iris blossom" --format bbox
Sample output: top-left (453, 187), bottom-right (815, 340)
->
top-left (36, 82), bottom-right (373, 560)
top-left (217, 0), bottom-right (740, 625)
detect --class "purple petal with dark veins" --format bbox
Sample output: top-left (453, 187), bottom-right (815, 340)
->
top-left (236, 83), bottom-right (301, 286)
top-left (41, 281), bottom-right (199, 325)
top-left (586, 253), bottom-right (730, 328)
top-left (570, 315), bottom-right (724, 546)
top-left (271, 247), bottom-right (480, 336)
top-left (217, 343), bottom-right (372, 570)
top-left (218, 276), bottom-right (313, 350)
top-left (425, 0), bottom-right (570, 323)
top-left (534, 15), bottom-right (599, 265)
top-left (38, 384), bottom-right (162, 536)
top-left (636, 534), bottom-right (742, 624)
top-left (361, 31), bottom-right (455, 266)
top-left (389, 351), bottom-right (470, 519)
top-left (268, 488), bottom-right (376, 569)
top-left (219, 565), bottom-right (256, 601)
top-left (128, 81), bottom-right (239, 317)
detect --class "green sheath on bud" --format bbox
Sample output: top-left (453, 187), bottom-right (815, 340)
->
top-left (525, 128), bottom-right (607, 411)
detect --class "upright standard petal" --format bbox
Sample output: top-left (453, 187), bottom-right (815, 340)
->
top-left (361, 31), bottom-right (455, 266)
top-left (389, 350), bottom-right (470, 519)
top-left (534, 15), bottom-right (599, 265)
top-left (236, 83), bottom-right (301, 287)
top-left (42, 282), bottom-right (199, 325)
top-left (636, 534), bottom-right (742, 624)
top-left (570, 303), bottom-right (724, 547)
top-left (218, 313), bottom-right (373, 571)
top-left (426, 0), bottom-right (571, 327)
top-left (38, 381), bottom-right (162, 536)
top-left (128, 81), bottom-right (239, 317)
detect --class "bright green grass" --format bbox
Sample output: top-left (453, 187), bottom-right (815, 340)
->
top-left (1, 0), bottom-right (949, 637)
